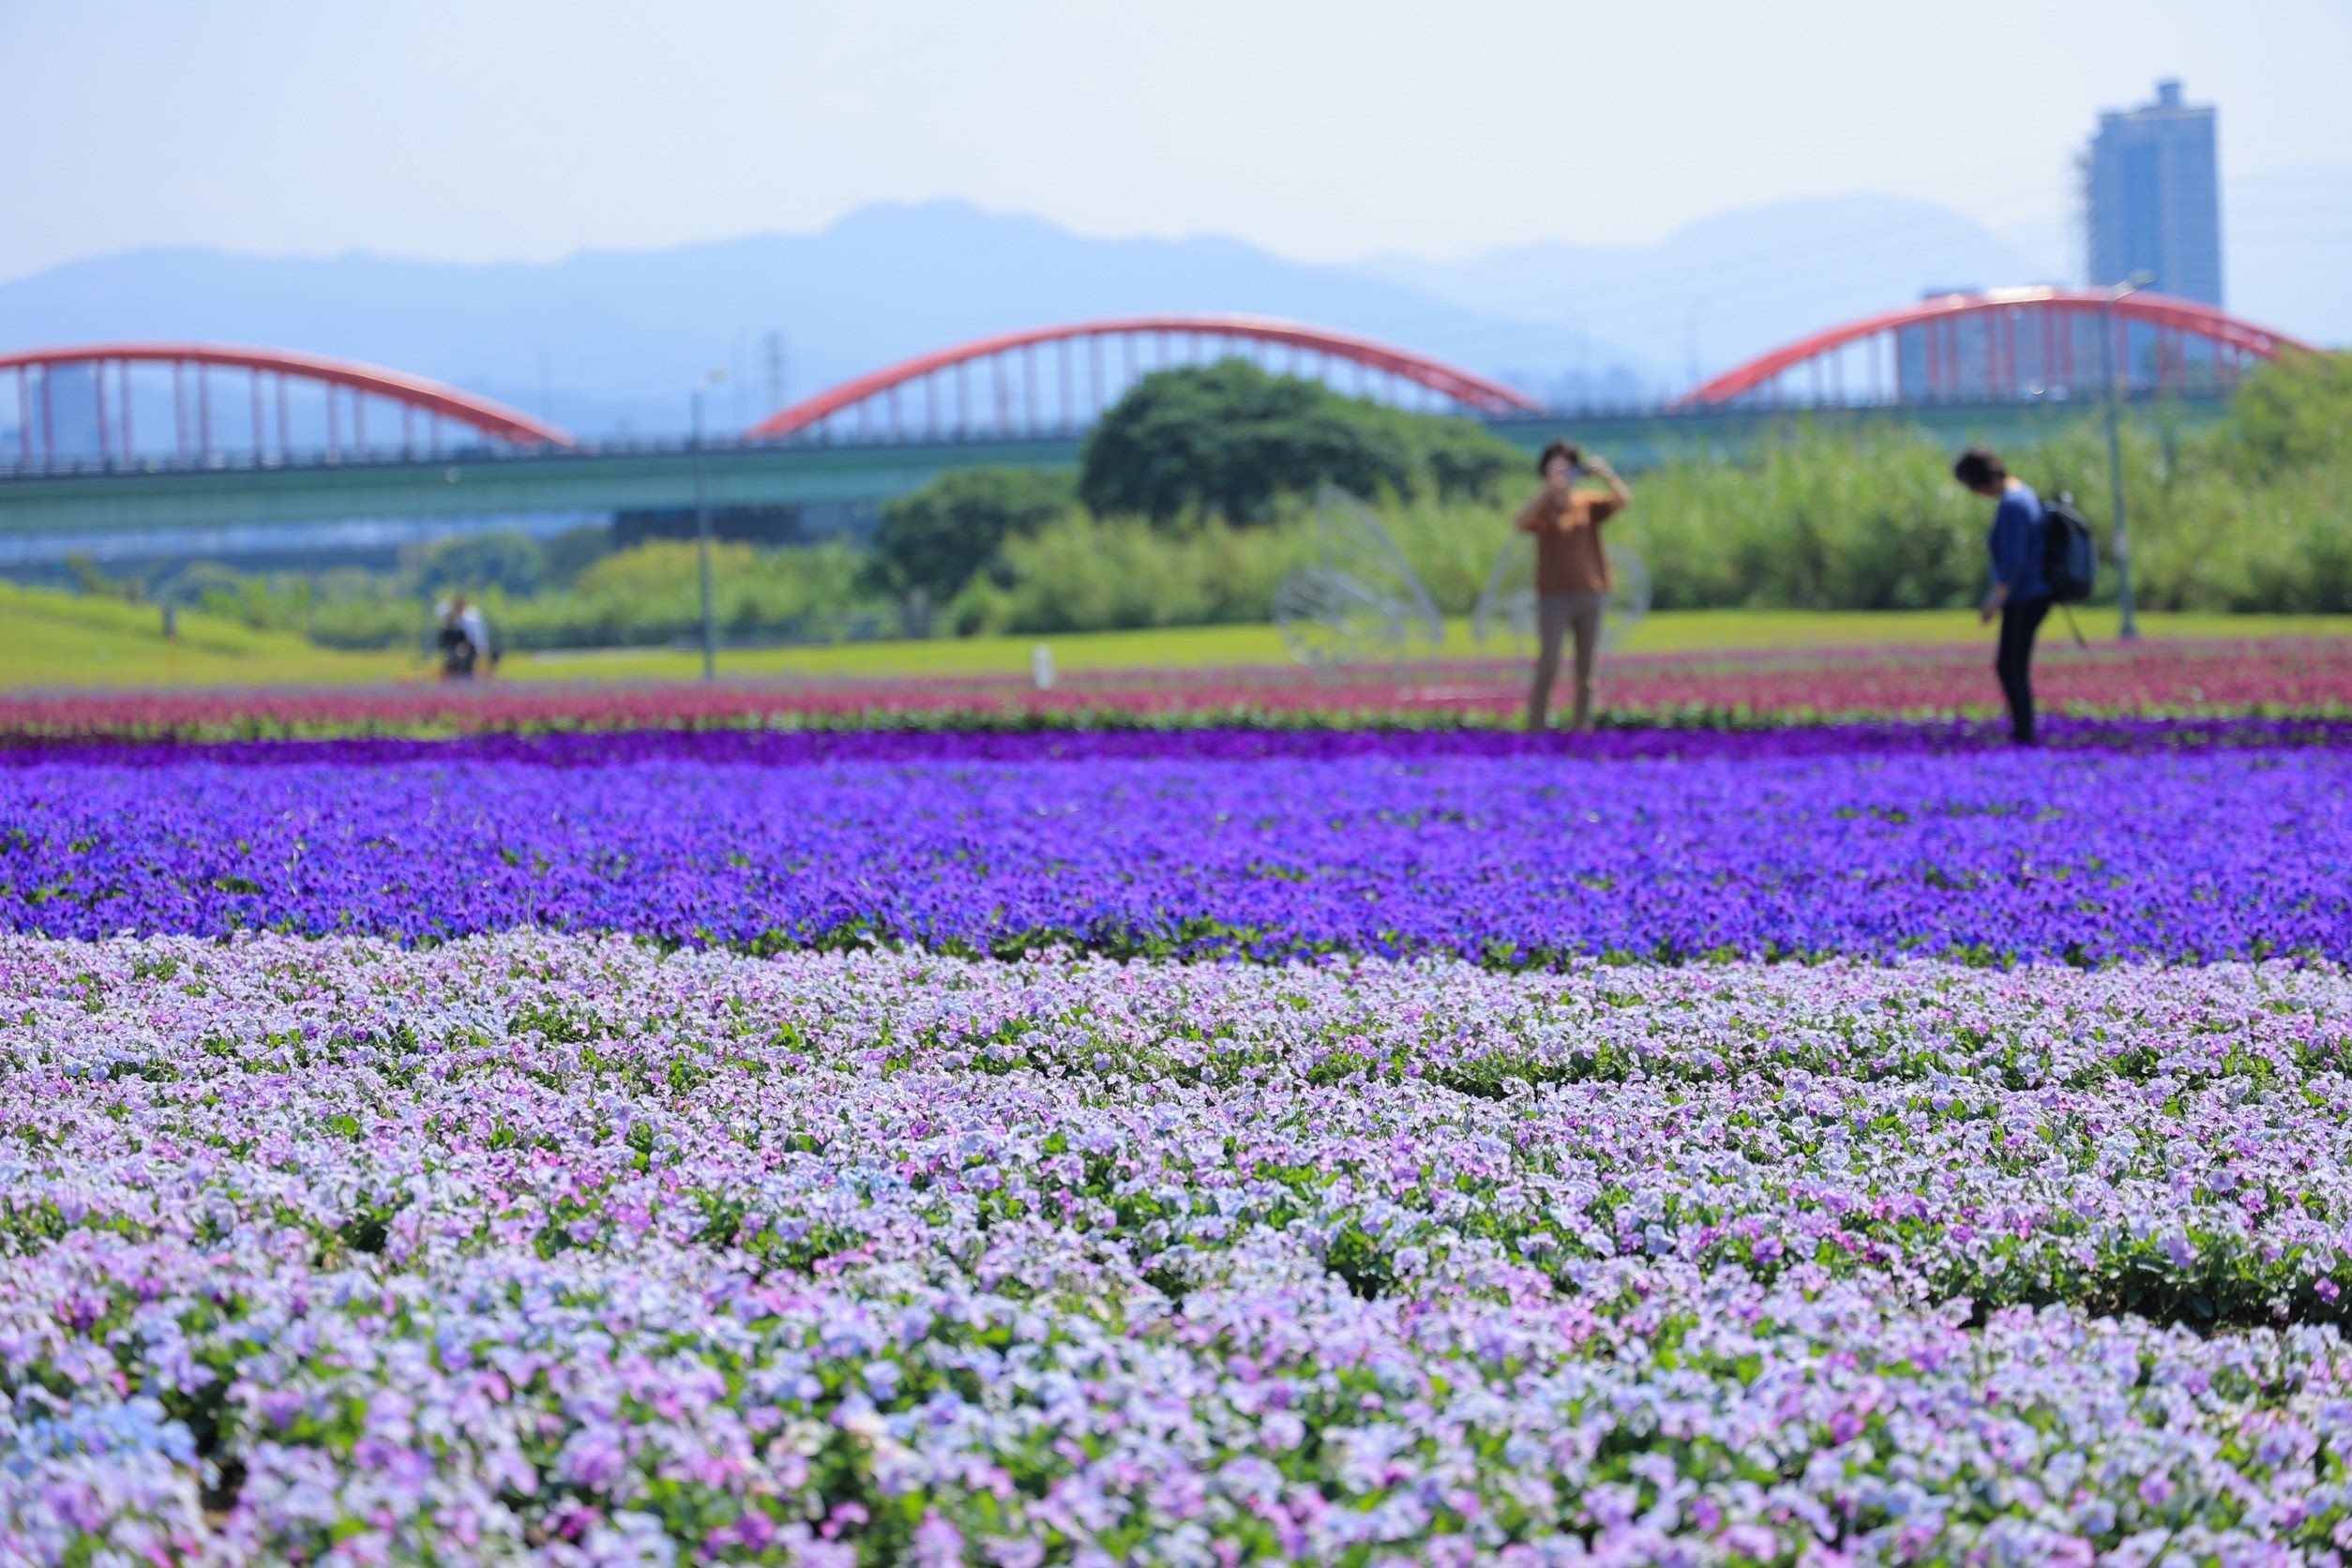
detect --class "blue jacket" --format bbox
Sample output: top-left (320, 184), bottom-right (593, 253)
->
top-left (1987, 482), bottom-right (2050, 602)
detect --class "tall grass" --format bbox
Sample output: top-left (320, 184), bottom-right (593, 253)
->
top-left (949, 409), bottom-right (2352, 632)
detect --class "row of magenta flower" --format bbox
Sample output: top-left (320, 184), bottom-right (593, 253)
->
top-left (6, 636), bottom-right (2352, 743)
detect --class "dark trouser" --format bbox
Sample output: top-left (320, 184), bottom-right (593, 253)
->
top-left (1529, 591), bottom-right (1607, 731)
top-left (1995, 596), bottom-right (2052, 743)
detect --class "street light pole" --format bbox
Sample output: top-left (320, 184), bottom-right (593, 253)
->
top-left (2098, 273), bottom-right (2152, 642)
top-left (1682, 298), bottom-right (1708, 395)
top-left (691, 370), bottom-right (726, 681)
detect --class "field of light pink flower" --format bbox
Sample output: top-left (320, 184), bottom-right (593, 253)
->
top-left (8, 933), bottom-right (2352, 1562)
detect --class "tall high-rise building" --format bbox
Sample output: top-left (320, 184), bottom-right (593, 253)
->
top-left (2083, 79), bottom-right (2223, 304)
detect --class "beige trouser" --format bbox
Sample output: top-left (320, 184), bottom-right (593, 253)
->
top-left (1529, 591), bottom-right (1607, 731)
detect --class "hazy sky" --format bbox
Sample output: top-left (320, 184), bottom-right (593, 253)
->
top-left (2, 0), bottom-right (2345, 283)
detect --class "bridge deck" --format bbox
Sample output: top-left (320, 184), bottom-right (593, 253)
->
top-left (0, 397), bottom-right (2222, 539)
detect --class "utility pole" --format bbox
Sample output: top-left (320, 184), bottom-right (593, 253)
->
top-left (1683, 299), bottom-right (1707, 396)
top-left (2098, 271), bottom-right (2153, 642)
top-left (731, 333), bottom-right (749, 429)
top-left (691, 369), bottom-right (727, 680)
top-left (765, 331), bottom-right (787, 415)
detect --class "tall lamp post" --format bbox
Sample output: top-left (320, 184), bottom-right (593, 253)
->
top-left (2097, 271), bottom-right (2154, 642)
top-left (690, 369), bottom-right (727, 681)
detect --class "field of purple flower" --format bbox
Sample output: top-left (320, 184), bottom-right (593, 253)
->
top-left (7, 724), bottom-right (2352, 1563)
top-left (3, 726), bottom-right (2347, 964)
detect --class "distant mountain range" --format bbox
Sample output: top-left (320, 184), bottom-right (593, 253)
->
top-left (0, 204), bottom-right (1625, 439)
top-left (1369, 172), bottom-right (2351, 368)
top-left (1, 187), bottom-right (2340, 439)
top-left (1359, 195), bottom-right (2051, 386)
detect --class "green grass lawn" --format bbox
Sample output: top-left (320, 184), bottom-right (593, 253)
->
top-left (0, 583), bottom-right (409, 689)
top-left (497, 609), bottom-right (2352, 684)
top-left (5, 580), bottom-right (2348, 691)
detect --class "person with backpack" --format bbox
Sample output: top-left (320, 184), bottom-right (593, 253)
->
top-left (1952, 445), bottom-right (2051, 745)
top-left (434, 595), bottom-right (494, 679)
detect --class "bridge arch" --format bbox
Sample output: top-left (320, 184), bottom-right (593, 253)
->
top-left (1677, 288), bottom-right (2314, 409)
top-left (746, 315), bottom-right (1544, 441)
top-left (2, 341), bottom-right (572, 466)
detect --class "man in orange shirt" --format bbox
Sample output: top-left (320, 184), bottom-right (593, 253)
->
top-left (1516, 439), bottom-right (1633, 731)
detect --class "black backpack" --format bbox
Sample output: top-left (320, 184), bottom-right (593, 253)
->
top-left (2041, 492), bottom-right (2097, 605)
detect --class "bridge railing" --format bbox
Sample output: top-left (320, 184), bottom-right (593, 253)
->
top-left (0, 384), bottom-right (2242, 482)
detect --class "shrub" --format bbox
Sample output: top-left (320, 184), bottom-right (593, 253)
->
top-left (2229, 349), bottom-right (2352, 476)
top-left (868, 469), bottom-right (1075, 599)
top-left (951, 514), bottom-right (1318, 635)
top-left (420, 530), bottom-right (548, 596)
top-left (1079, 360), bottom-right (1521, 523)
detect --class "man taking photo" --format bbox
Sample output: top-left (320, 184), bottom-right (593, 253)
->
top-left (1516, 439), bottom-right (1633, 732)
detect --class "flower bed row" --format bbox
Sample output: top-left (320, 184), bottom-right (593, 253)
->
top-left (7, 637), bottom-right (2347, 742)
top-left (8, 934), bottom-right (2352, 1562)
top-left (4, 729), bottom-right (2345, 963)
top-left (11, 716), bottom-right (2345, 772)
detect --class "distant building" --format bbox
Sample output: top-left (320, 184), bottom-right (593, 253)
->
top-left (1888, 282), bottom-right (2238, 403)
top-left (2083, 78), bottom-right (2223, 305)
top-left (1893, 288), bottom-right (2093, 401)
top-left (24, 362), bottom-right (103, 461)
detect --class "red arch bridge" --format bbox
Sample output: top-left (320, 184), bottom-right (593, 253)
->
top-left (1, 341), bottom-right (573, 468)
top-left (1, 299), bottom-right (2311, 469)
top-left (746, 314), bottom-right (1545, 441)
top-left (1678, 287), bottom-right (2311, 408)
top-left (0, 319), bottom-right (1535, 472)
top-left (0, 299), bottom-right (2317, 537)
